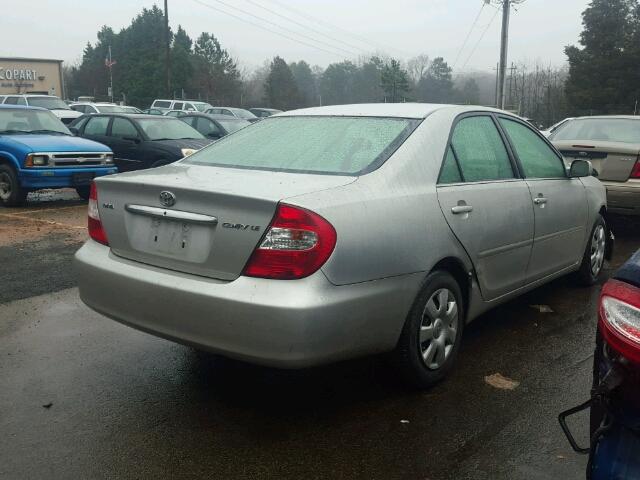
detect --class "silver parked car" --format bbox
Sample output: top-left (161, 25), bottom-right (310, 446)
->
top-left (550, 116), bottom-right (640, 215)
top-left (75, 104), bottom-right (611, 388)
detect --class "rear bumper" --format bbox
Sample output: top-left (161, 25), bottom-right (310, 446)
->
top-left (18, 166), bottom-right (118, 189)
top-left (74, 240), bottom-right (421, 368)
top-left (603, 179), bottom-right (640, 215)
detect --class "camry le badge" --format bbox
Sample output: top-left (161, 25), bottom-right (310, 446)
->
top-left (159, 191), bottom-right (176, 207)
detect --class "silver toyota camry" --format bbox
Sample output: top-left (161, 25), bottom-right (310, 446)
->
top-left (75, 104), bottom-right (611, 388)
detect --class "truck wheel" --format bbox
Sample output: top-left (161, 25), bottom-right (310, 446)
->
top-left (394, 270), bottom-right (464, 389)
top-left (0, 164), bottom-right (27, 207)
top-left (75, 186), bottom-right (91, 200)
top-left (576, 215), bottom-right (607, 286)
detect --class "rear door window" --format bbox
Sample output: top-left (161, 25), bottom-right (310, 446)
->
top-left (499, 118), bottom-right (565, 178)
top-left (153, 100), bottom-right (171, 109)
top-left (196, 118), bottom-right (221, 137)
top-left (438, 146), bottom-right (463, 184)
top-left (181, 116), bottom-right (197, 128)
top-left (110, 117), bottom-right (139, 138)
top-left (451, 116), bottom-right (514, 182)
top-left (173, 102), bottom-right (184, 110)
top-left (84, 116), bottom-right (110, 136)
top-left (4, 97), bottom-right (19, 105)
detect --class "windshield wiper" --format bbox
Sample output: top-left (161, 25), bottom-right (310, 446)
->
top-left (29, 129), bottom-right (71, 136)
top-left (0, 129), bottom-right (30, 134)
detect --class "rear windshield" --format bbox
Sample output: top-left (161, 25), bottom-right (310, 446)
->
top-left (96, 105), bottom-right (130, 113)
top-left (552, 118), bottom-right (640, 144)
top-left (183, 116), bottom-right (419, 175)
top-left (137, 118), bottom-right (204, 140)
top-left (192, 102), bottom-right (212, 112)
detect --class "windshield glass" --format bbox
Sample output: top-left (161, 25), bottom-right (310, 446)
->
top-left (193, 102), bottom-right (213, 112)
top-left (0, 108), bottom-right (70, 134)
top-left (28, 97), bottom-right (70, 110)
top-left (183, 116), bottom-right (419, 175)
top-left (137, 118), bottom-right (204, 140)
top-left (232, 108), bottom-right (257, 120)
top-left (96, 105), bottom-right (130, 113)
top-left (552, 118), bottom-right (640, 144)
top-left (218, 118), bottom-right (250, 133)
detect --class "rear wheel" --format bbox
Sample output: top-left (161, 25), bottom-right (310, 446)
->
top-left (394, 271), bottom-right (464, 389)
top-left (577, 215), bottom-right (607, 286)
top-left (75, 186), bottom-right (91, 200)
top-left (0, 164), bottom-right (27, 207)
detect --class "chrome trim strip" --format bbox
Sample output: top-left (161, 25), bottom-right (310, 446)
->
top-left (124, 204), bottom-right (218, 225)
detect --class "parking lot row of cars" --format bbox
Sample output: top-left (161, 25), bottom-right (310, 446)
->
top-left (0, 95), bottom-right (283, 205)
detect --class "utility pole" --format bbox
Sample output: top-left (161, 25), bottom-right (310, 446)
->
top-left (497, 0), bottom-right (510, 110)
top-left (164, 0), bottom-right (171, 98)
top-left (494, 1), bottom-right (525, 110)
top-left (108, 45), bottom-right (114, 103)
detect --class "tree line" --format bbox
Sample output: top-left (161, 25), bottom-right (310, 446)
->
top-left (65, 1), bottom-right (640, 124)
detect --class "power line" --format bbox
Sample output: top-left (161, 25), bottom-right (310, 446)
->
top-left (459, 6), bottom-right (500, 71)
top-left (191, 0), bottom-right (360, 58)
top-left (264, 0), bottom-right (404, 57)
top-left (452, 2), bottom-right (486, 69)
top-left (242, 0), bottom-right (370, 56)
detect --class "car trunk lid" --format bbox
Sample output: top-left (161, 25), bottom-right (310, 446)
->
top-left (95, 164), bottom-right (355, 280)
top-left (554, 140), bottom-right (640, 181)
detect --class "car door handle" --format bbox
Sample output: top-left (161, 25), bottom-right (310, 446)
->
top-left (451, 205), bottom-right (473, 214)
top-left (533, 197), bottom-right (547, 205)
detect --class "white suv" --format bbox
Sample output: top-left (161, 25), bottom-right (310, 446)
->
top-left (2, 95), bottom-right (82, 124)
top-left (150, 99), bottom-right (213, 113)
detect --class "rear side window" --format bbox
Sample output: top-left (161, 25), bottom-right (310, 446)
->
top-left (173, 102), bottom-right (184, 110)
top-left (183, 116), bottom-right (419, 175)
top-left (84, 116), bottom-right (110, 135)
top-left (451, 116), bottom-right (514, 182)
top-left (153, 100), bottom-right (171, 108)
top-left (111, 117), bottom-right (138, 138)
top-left (196, 118), bottom-right (221, 137)
top-left (499, 118), bottom-right (565, 178)
top-left (438, 146), bottom-right (462, 184)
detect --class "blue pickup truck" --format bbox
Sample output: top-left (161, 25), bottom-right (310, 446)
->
top-left (0, 104), bottom-right (117, 206)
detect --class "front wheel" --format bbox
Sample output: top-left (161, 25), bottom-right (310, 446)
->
top-left (577, 215), bottom-right (607, 286)
top-left (394, 271), bottom-right (464, 389)
top-left (0, 164), bottom-right (27, 207)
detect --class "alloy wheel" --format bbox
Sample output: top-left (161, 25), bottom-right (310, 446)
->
top-left (419, 288), bottom-right (458, 370)
top-left (590, 224), bottom-right (606, 276)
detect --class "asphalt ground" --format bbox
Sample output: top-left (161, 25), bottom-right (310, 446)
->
top-left (1, 189), bottom-right (639, 480)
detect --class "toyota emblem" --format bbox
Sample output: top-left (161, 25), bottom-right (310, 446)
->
top-left (159, 191), bottom-right (176, 207)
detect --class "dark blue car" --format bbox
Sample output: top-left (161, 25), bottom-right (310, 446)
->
top-left (560, 249), bottom-right (640, 479)
top-left (0, 105), bottom-right (116, 205)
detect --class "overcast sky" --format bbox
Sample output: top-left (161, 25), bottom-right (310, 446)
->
top-left (1, 0), bottom-right (589, 73)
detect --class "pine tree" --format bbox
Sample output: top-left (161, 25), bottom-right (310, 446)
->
top-left (264, 56), bottom-right (300, 110)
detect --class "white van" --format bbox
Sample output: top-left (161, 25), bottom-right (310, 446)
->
top-left (150, 99), bottom-right (213, 112)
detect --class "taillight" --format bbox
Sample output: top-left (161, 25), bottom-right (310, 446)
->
top-left (242, 203), bottom-right (336, 280)
top-left (599, 279), bottom-right (640, 364)
top-left (630, 158), bottom-right (640, 179)
top-left (88, 181), bottom-right (109, 246)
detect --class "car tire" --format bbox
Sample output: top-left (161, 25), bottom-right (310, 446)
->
top-left (577, 215), bottom-right (607, 286)
top-left (0, 164), bottom-right (27, 207)
top-left (394, 270), bottom-right (464, 389)
top-left (75, 186), bottom-right (91, 200)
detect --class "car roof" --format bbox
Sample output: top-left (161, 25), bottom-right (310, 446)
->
top-left (5, 94), bottom-right (58, 98)
top-left (276, 103), bottom-right (501, 119)
top-left (0, 104), bottom-right (47, 111)
top-left (615, 249), bottom-right (640, 289)
top-left (572, 115), bottom-right (640, 120)
top-left (90, 113), bottom-right (176, 120)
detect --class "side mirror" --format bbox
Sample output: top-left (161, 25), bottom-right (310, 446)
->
top-left (124, 136), bottom-right (141, 144)
top-left (68, 126), bottom-right (79, 135)
top-left (569, 159), bottom-right (592, 178)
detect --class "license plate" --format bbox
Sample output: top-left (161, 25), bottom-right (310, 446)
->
top-left (72, 172), bottom-right (95, 185)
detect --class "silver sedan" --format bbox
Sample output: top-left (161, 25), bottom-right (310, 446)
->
top-left (75, 104), bottom-right (610, 388)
